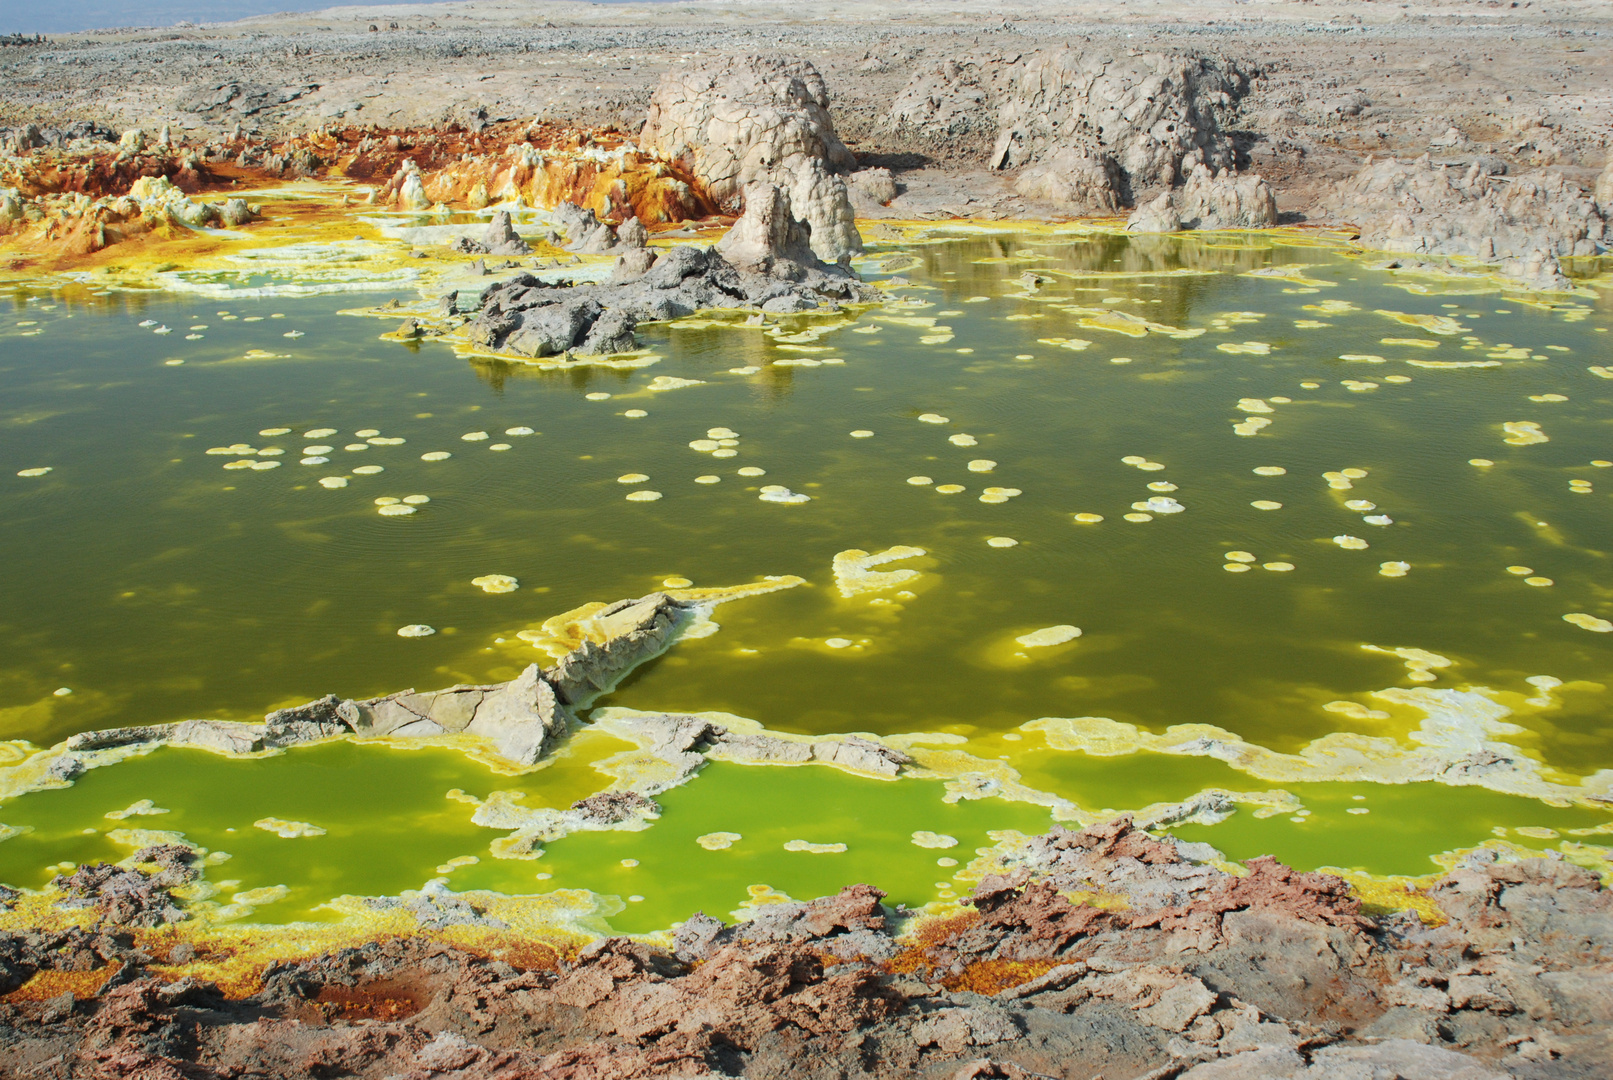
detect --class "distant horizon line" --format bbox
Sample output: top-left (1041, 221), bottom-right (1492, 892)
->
top-left (3, 0), bottom-right (672, 37)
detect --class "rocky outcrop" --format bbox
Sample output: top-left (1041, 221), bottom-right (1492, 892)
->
top-left (1596, 153), bottom-right (1613, 216)
top-left (1127, 164), bottom-right (1279, 231)
top-left (1014, 146), bottom-right (1124, 213)
top-left (884, 49), bottom-right (1248, 211)
top-left (1327, 153), bottom-right (1607, 289)
top-left (847, 167), bottom-right (897, 208)
top-left (462, 186), bottom-right (874, 359)
top-left (549, 199), bottom-right (620, 253)
top-left (641, 55), bottom-right (862, 262)
top-left (48, 845), bottom-right (197, 929)
top-left (55, 593), bottom-right (699, 770)
top-left (543, 593), bottom-right (685, 705)
top-left (1000, 50), bottom-right (1246, 204)
top-left (1125, 192), bottom-right (1182, 233)
top-left (713, 181), bottom-right (822, 274)
top-left (6, 819), bottom-right (1608, 1078)
top-left (449, 209), bottom-right (531, 256)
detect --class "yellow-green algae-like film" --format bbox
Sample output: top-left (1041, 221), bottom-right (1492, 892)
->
top-left (3, 203), bottom-right (1613, 948)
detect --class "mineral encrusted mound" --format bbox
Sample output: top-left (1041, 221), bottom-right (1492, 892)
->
top-left (884, 49), bottom-right (1250, 211)
top-left (465, 186), bottom-right (874, 359)
top-left (1127, 163), bottom-right (1279, 231)
top-left (1327, 153), bottom-right (1608, 289)
top-left (6, 818), bottom-right (1607, 1077)
top-left (641, 55), bottom-right (863, 262)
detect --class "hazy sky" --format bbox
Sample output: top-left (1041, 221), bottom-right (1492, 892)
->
top-left (0, 1), bottom-right (499, 35)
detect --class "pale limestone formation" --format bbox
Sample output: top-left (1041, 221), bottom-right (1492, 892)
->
top-left (1125, 192), bottom-right (1182, 233)
top-left (1128, 164), bottom-right (1278, 231)
top-left (714, 181), bottom-right (820, 274)
top-left (1014, 146), bottom-right (1123, 214)
top-left (641, 55), bottom-right (862, 261)
top-left (846, 167), bottom-right (897, 208)
top-left (884, 49), bottom-right (1246, 211)
top-left (1327, 154), bottom-right (1607, 289)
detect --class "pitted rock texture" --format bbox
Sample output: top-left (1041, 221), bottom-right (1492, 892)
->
top-left (885, 49), bottom-right (1249, 211)
top-left (48, 845), bottom-right (197, 929)
top-left (4, 819), bottom-right (1610, 1077)
top-left (1326, 153), bottom-right (1608, 289)
top-left (642, 55), bottom-right (862, 262)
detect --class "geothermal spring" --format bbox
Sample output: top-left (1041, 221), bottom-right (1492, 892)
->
top-left (0, 2), bottom-right (1611, 1077)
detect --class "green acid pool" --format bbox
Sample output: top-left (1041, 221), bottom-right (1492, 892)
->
top-left (2, 228), bottom-right (1611, 929)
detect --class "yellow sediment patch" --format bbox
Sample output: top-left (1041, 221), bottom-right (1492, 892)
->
top-left (1502, 421), bottom-right (1547, 446)
top-left (1409, 359), bottom-right (1502, 369)
top-left (253, 817), bottom-right (326, 838)
top-left (832, 546), bottom-right (926, 598)
top-left (784, 840), bottom-right (847, 853)
top-left (1015, 625), bottom-right (1081, 648)
top-left (1375, 310), bottom-right (1466, 335)
top-left (1243, 266), bottom-right (1334, 288)
top-left (697, 832), bottom-right (742, 850)
top-left (513, 577), bottom-right (804, 659)
top-left (911, 831), bottom-right (959, 849)
top-left (1363, 644), bottom-right (1451, 684)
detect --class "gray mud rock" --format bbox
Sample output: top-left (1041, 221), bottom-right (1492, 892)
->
top-left (642, 55), bottom-right (862, 261)
top-left (551, 200), bottom-right (619, 253)
top-left (707, 729), bottom-right (910, 776)
top-left (351, 664), bottom-right (575, 766)
top-left (601, 712), bottom-right (726, 791)
top-left (50, 846), bottom-right (197, 929)
top-left (1126, 192), bottom-right (1183, 233)
top-left (451, 209), bottom-right (531, 256)
top-left (466, 187), bottom-right (874, 359)
top-left (263, 693), bottom-right (359, 746)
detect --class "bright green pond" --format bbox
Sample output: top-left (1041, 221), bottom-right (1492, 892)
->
top-left (2, 230), bottom-right (1611, 928)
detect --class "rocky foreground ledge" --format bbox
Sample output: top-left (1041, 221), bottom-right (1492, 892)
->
top-left (2, 819), bottom-right (1609, 1078)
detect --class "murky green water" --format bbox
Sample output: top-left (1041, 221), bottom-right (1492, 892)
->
top-left (2, 230), bottom-right (1611, 926)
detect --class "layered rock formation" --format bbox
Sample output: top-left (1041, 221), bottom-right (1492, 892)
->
top-left (642, 56), bottom-right (863, 262)
top-left (4, 818), bottom-right (1608, 1077)
top-left (1326, 154), bottom-right (1608, 289)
